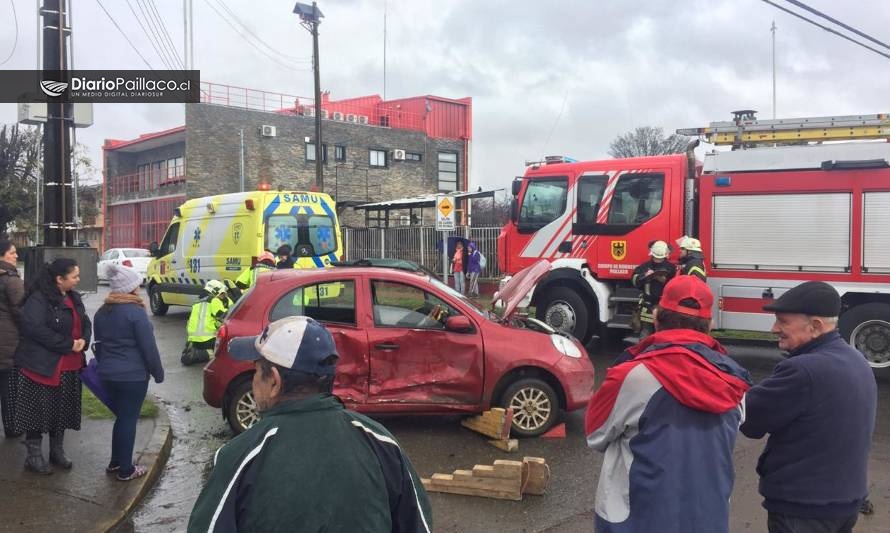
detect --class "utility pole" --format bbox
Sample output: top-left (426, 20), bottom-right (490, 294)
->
top-left (294, 2), bottom-right (325, 192)
top-left (41, 0), bottom-right (74, 246)
top-left (239, 129), bottom-right (245, 192)
top-left (383, 0), bottom-right (387, 101)
top-left (771, 20), bottom-right (777, 119)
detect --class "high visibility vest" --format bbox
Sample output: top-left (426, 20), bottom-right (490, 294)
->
top-left (235, 264), bottom-right (274, 290)
top-left (187, 297), bottom-right (226, 342)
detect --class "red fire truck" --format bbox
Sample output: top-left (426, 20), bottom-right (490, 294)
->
top-left (497, 112), bottom-right (890, 368)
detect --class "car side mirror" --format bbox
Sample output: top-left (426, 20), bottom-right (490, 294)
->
top-left (511, 198), bottom-right (519, 223)
top-left (149, 241), bottom-right (160, 257)
top-left (511, 179), bottom-right (522, 196)
top-left (445, 315), bottom-right (473, 333)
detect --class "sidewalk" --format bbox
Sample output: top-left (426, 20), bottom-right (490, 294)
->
top-left (0, 402), bottom-right (172, 533)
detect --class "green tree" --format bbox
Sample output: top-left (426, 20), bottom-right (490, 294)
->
top-left (0, 124), bottom-right (40, 238)
top-left (608, 126), bottom-right (690, 158)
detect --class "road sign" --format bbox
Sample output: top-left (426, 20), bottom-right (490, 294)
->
top-left (436, 195), bottom-right (455, 231)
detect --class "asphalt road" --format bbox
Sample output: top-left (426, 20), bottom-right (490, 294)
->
top-left (76, 287), bottom-right (890, 533)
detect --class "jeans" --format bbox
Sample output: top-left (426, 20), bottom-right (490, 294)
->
top-left (467, 272), bottom-right (480, 297)
top-left (453, 272), bottom-right (465, 294)
top-left (767, 512), bottom-right (858, 533)
top-left (103, 380), bottom-right (148, 477)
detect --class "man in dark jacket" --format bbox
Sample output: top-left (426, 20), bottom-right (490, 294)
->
top-left (631, 240), bottom-right (677, 337)
top-left (676, 235), bottom-right (707, 281)
top-left (586, 276), bottom-right (752, 532)
top-left (741, 281), bottom-right (877, 533)
top-left (188, 316), bottom-right (432, 532)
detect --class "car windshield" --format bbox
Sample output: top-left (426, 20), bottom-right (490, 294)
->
top-left (123, 249), bottom-right (151, 258)
top-left (428, 276), bottom-right (490, 318)
top-left (265, 214), bottom-right (338, 257)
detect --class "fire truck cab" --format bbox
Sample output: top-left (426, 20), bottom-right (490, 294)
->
top-left (497, 113), bottom-right (890, 368)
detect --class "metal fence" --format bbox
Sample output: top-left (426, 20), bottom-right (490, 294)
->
top-left (343, 226), bottom-right (502, 278)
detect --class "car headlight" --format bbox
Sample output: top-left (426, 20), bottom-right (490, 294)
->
top-left (551, 334), bottom-right (582, 358)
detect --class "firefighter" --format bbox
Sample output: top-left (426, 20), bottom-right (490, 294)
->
top-left (234, 251), bottom-right (277, 297)
top-left (632, 240), bottom-right (677, 338)
top-left (182, 280), bottom-right (230, 366)
top-left (677, 235), bottom-right (707, 281)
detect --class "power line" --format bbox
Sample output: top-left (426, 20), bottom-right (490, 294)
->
top-left (0, 0), bottom-right (18, 66)
top-left (125, 0), bottom-right (174, 69)
top-left (215, 0), bottom-right (310, 63)
top-left (761, 0), bottom-right (890, 60)
top-left (135, 0), bottom-right (177, 69)
top-left (782, 0), bottom-right (890, 51)
top-left (146, 0), bottom-right (185, 67)
top-left (202, 0), bottom-right (311, 71)
top-left (95, 0), bottom-right (155, 69)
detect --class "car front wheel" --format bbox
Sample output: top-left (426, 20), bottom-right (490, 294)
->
top-left (148, 284), bottom-right (169, 316)
top-left (227, 379), bottom-right (259, 434)
top-left (499, 378), bottom-right (560, 437)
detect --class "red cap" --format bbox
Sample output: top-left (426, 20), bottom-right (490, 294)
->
top-left (659, 276), bottom-right (713, 319)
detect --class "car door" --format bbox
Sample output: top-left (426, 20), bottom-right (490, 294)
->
top-left (98, 250), bottom-right (119, 281)
top-left (267, 277), bottom-right (368, 404)
top-left (366, 279), bottom-right (484, 405)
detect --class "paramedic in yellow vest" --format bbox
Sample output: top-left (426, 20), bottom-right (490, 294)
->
top-left (234, 251), bottom-right (276, 298)
top-left (631, 240), bottom-right (677, 338)
top-left (677, 235), bottom-right (707, 282)
top-left (182, 280), bottom-right (229, 366)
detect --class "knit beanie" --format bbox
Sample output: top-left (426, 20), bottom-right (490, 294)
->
top-left (108, 263), bottom-right (142, 294)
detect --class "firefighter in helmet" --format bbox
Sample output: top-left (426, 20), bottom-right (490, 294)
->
top-left (182, 280), bottom-right (230, 366)
top-left (234, 251), bottom-right (277, 298)
top-left (631, 240), bottom-right (677, 338)
top-left (677, 235), bottom-right (707, 281)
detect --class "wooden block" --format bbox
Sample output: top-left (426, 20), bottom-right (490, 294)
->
top-left (488, 438), bottom-right (519, 452)
top-left (452, 469), bottom-right (475, 481)
top-left (472, 463), bottom-right (520, 480)
top-left (422, 459), bottom-right (524, 501)
top-left (460, 408), bottom-right (513, 440)
top-left (521, 457), bottom-right (550, 496)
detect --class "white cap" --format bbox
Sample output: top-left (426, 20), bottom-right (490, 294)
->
top-left (649, 240), bottom-right (669, 259)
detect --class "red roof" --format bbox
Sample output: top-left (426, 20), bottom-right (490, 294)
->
top-left (103, 125), bottom-right (186, 151)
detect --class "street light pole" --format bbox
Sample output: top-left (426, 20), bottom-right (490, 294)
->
top-left (294, 2), bottom-right (325, 193)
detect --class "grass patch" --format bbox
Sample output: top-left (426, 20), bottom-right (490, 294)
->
top-left (81, 387), bottom-right (159, 420)
top-left (712, 329), bottom-right (778, 341)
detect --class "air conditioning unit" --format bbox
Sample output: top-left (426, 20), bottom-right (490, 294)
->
top-left (345, 114), bottom-right (357, 123)
top-left (261, 125), bottom-right (277, 137)
top-left (358, 115), bottom-right (369, 125)
top-left (332, 111), bottom-right (344, 121)
top-left (320, 109), bottom-right (329, 119)
top-left (303, 106), bottom-right (315, 117)
top-left (393, 149), bottom-right (406, 161)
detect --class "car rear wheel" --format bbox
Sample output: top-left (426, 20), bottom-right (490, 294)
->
top-left (148, 284), bottom-right (169, 316)
top-left (499, 378), bottom-right (559, 437)
top-left (227, 379), bottom-right (259, 434)
top-left (840, 303), bottom-right (890, 369)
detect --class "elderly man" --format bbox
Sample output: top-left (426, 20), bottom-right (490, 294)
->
top-left (188, 316), bottom-right (432, 532)
top-left (741, 281), bottom-right (877, 533)
top-left (586, 276), bottom-right (751, 532)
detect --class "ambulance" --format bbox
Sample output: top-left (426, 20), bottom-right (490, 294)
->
top-left (146, 190), bottom-right (342, 315)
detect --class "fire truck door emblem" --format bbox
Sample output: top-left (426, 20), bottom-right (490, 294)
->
top-left (611, 240), bottom-right (627, 261)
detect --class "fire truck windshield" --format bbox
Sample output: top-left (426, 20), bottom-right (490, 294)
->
top-left (518, 177), bottom-right (567, 228)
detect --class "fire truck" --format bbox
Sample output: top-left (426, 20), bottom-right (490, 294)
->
top-left (497, 111), bottom-right (890, 368)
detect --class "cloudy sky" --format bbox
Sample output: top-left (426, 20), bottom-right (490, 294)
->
top-left (1, 0), bottom-right (888, 191)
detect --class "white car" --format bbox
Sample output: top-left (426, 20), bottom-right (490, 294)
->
top-left (97, 248), bottom-right (151, 284)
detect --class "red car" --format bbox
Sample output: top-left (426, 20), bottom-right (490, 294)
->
top-left (203, 260), bottom-right (595, 436)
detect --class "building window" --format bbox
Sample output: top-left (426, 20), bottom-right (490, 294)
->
top-left (137, 164), bottom-right (151, 189)
top-left (406, 152), bottom-right (422, 162)
top-left (438, 151), bottom-right (458, 192)
top-left (334, 145), bottom-right (346, 162)
top-left (306, 142), bottom-right (328, 163)
top-left (370, 149), bottom-right (387, 168)
top-left (165, 157), bottom-right (184, 183)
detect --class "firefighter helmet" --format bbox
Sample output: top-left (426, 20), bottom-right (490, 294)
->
top-left (204, 279), bottom-right (227, 296)
top-left (649, 240), bottom-right (670, 259)
top-left (676, 235), bottom-right (702, 253)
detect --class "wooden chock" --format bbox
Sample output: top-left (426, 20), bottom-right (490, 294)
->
top-left (421, 457), bottom-right (550, 501)
top-left (461, 407), bottom-right (514, 440)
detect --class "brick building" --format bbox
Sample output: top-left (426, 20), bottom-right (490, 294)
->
top-left (104, 84), bottom-right (472, 249)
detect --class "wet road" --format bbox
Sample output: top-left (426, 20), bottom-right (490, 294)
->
top-left (78, 287), bottom-right (890, 532)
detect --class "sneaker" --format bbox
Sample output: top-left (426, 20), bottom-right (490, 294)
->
top-left (116, 465), bottom-right (147, 481)
top-left (106, 463), bottom-right (120, 474)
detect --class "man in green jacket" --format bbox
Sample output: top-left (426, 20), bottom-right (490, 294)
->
top-left (188, 316), bottom-right (432, 533)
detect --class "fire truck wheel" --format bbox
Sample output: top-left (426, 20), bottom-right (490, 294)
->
top-left (536, 286), bottom-right (590, 342)
top-left (148, 284), bottom-right (169, 316)
top-left (840, 303), bottom-right (890, 369)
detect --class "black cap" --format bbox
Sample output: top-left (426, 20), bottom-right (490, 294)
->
top-left (763, 281), bottom-right (841, 316)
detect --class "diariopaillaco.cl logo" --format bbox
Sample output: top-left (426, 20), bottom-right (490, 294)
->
top-left (40, 80), bottom-right (68, 97)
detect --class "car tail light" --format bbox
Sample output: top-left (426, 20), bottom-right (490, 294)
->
top-left (245, 199), bottom-right (255, 210)
top-left (216, 324), bottom-right (229, 355)
top-left (122, 259), bottom-right (133, 267)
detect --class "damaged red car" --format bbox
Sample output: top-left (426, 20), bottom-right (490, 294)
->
top-left (203, 260), bottom-right (595, 436)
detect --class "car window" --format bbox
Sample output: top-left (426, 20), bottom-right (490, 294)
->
top-left (607, 173), bottom-right (664, 225)
top-left (372, 280), bottom-right (458, 330)
top-left (269, 280), bottom-right (356, 325)
top-left (427, 276), bottom-right (488, 318)
top-left (123, 249), bottom-right (151, 258)
top-left (519, 178), bottom-right (568, 228)
top-left (159, 223), bottom-right (180, 256)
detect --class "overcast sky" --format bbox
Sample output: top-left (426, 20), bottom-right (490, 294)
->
top-left (1, 0), bottom-right (889, 191)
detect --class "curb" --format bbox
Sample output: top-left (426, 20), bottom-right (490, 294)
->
top-left (98, 395), bottom-right (173, 532)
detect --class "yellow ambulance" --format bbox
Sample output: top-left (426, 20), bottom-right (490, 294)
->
top-left (146, 190), bottom-right (342, 315)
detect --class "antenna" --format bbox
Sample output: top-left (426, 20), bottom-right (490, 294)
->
top-left (771, 20), bottom-right (777, 119)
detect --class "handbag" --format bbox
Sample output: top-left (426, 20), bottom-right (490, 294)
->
top-left (81, 357), bottom-right (113, 410)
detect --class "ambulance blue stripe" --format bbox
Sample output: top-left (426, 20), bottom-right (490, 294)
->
top-left (263, 195), bottom-right (281, 221)
top-left (327, 253), bottom-right (337, 263)
top-left (289, 206), bottom-right (301, 217)
top-left (319, 199), bottom-right (336, 219)
top-left (311, 256), bottom-right (324, 268)
top-left (304, 206), bottom-right (315, 215)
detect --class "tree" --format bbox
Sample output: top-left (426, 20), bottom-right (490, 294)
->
top-left (0, 124), bottom-right (40, 238)
top-left (608, 126), bottom-right (690, 159)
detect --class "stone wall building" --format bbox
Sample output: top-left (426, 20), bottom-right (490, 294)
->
top-left (103, 85), bottom-right (472, 249)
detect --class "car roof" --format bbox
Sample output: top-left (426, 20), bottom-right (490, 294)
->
top-left (266, 265), bottom-right (430, 283)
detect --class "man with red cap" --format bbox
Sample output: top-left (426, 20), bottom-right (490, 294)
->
top-left (585, 276), bottom-right (752, 533)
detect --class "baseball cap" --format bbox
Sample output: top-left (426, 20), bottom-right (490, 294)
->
top-left (658, 275), bottom-right (713, 319)
top-left (763, 281), bottom-right (841, 317)
top-left (228, 316), bottom-right (339, 376)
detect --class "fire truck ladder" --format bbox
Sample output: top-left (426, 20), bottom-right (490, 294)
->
top-left (677, 110), bottom-right (890, 148)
